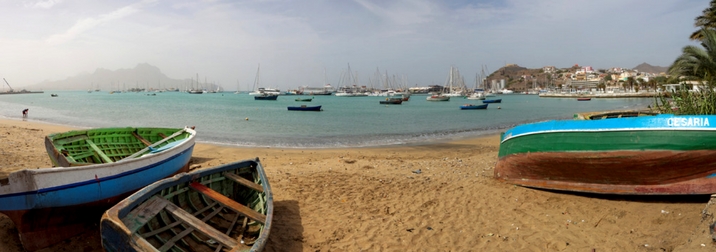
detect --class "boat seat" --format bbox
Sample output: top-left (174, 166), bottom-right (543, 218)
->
top-left (224, 172), bottom-right (264, 193)
top-left (131, 131), bottom-right (152, 147)
top-left (84, 139), bottom-right (113, 163)
top-left (189, 182), bottom-right (266, 224)
top-left (157, 196), bottom-right (240, 249)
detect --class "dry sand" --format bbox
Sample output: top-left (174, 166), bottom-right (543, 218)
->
top-left (2, 118), bottom-right (716, 251)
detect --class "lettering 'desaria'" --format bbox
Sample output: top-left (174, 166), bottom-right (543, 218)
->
top-left (666, 117), bottom-right (710, 127)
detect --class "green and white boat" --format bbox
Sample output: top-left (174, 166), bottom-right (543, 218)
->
top-left (495, 114), bottom-right (716, 195)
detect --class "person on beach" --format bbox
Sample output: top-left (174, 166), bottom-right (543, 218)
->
top-left (22, 108), bottom-right (28, 118)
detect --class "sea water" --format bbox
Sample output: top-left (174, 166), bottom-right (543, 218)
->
top-left (0, 91), bottom-right (653, 148)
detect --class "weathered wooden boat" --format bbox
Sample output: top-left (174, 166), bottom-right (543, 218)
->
top-left (577, 97), bottom-right (591, 101)
top-left (295, 96), bottom-right (313, 102)
top-left (460, 104), bottom-right (488, 110)
top-left (287, 105), bottom-right (322, 111)
top-left (101, 158), bottom-right (273, 252)
top-left (0, 127), bottom-right (196, 251)
top-left (482, 99), bottom-right (502, 103)
top-left (379, 97), bottom-right (403, 105)
top-left (494, 114), bottom-right (716, 195)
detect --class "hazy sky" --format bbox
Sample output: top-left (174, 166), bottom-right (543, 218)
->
top-left (0, 0), bottom-right (709, 90)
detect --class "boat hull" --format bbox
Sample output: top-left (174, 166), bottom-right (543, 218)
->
top-left (495, 114), bottom-right (716, 195)
top-left (254, 95), bottom-right (278, 100)
top-left (460, 104), bottom-right (488, 110)
top-left (482, 99), bottom-right (501, 103)
top-left (101, 158), bottom-right (273, 252)
top-left (0, 127), bottom-right (196, 251)
top-left (287, 105), bottom-right (322, 111)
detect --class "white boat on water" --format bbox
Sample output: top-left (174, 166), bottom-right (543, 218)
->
top-left (466, 92), bottom-right (485, 100)
top-left (426, 93), bottom-right (450, 101)
top-left (248, 65), bottom-right (281, 96)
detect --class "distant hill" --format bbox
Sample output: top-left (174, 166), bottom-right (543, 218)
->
top-left (633, 63), bottom-right (668, 74)
top-left (27, 63), bottom-right (197, 91)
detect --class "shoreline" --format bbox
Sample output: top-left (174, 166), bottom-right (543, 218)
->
top-left (2, 119), bottom-right (716, 251)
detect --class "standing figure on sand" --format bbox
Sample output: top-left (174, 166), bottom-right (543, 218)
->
top-left (22, 108), bottom-right (28, 118)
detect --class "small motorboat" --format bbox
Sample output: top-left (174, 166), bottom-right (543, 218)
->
top-left (287, 105), bottom-right (322, 111)
top-left (482, 99), bottom-right (502, 104)
top-left (460, 104), bottom-right (488, 110)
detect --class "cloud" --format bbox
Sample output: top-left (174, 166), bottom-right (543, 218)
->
top-left (28, 0), bottom-right (62, 9)
top-left (44, 1), bottom-right (155, 45)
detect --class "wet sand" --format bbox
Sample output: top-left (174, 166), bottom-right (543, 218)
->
top-left (1, 119), bottom-right (715, 251)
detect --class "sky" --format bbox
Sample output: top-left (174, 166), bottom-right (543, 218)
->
top-left (0, 0), bottom-right (710, 90)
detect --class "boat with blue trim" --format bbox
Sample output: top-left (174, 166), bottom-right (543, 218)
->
top-left (0, 126), bottom-right (196, 251)
top-left (101, 158), bottom-right (273, 252)
top-left (482, 99), bottom-right (501, 103)
top-left (288, 105), bottom-right (322, 111)
top-left (494, 114), bottom-right (716, 195)
top-left (460, 104), bottom-right (488, 110)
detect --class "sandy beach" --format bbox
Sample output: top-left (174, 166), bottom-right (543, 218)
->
top-left (2, 119), bottom-right (716, 251)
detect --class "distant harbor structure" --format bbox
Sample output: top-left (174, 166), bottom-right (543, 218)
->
top-left (0, 78), bottom-right (44, 95)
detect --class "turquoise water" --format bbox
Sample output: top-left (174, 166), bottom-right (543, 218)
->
top-left (0, 91), bottom-right (653, 147)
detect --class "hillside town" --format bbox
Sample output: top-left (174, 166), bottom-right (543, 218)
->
top-left (407, 63), bottom-right (683, 97)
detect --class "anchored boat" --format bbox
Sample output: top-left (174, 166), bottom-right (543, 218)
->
top-left (288, 105), bottom-right (322, 111)
top-left (101, 158), bottom-right (273, 252)
top-left (0, 127), bottom-right (196, 251)
top-left (460, 104), bottom-right (488, 110)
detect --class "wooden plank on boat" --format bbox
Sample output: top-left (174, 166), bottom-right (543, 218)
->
top-left (53, 134), bottom-right (88, 145)
top-left (131, 131), bottom-right (152, 147)
top-left (84, 138), bottom-right (113, 163)
top-left (224, 172), bottom-right (264, 193)
top-left (121, 196), bottom-right (169, 233)
top-left (189, 182), bottom-right (266, 224)
top-left (159, 197), bottom-right (239, 248)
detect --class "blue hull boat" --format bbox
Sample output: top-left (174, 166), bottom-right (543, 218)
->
top-left (288, 105), bottom-right (322, 111)
top-left (482, 99), bottom-right (502, 103)
top-left (0, 127), bottom-right (196, 251)
top-left (254, 94), bottom-right (278, 100)
top-left (460, 104), bottom-right (488, 110)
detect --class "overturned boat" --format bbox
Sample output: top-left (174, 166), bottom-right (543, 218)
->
top-left (494, 114), bottom-right (716, 195)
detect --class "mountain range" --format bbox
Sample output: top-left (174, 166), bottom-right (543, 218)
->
top-left (28, 63), bottom-right (193, 91)
top-left (632, 62), bottom-right (668, 74)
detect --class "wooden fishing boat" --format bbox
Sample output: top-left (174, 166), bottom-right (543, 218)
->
top-left (459, 104), bottom-right (488, 110)
top-left (0, 127), bottom-right (196, 251)
top-left (295, 96), bottom-right (313, 102)
top-left (287, 105), bottom-right (322, 111)
top-left (101, 158), bottom-right (273, 252)
top-left (577, 97), bottom-right (591, 101)
top-left (379, 97), bottom-right (403, 105)
top-left (495, 114), bottom-right (716, 195)
top-left (482, 99), bottom-right (502, 103)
